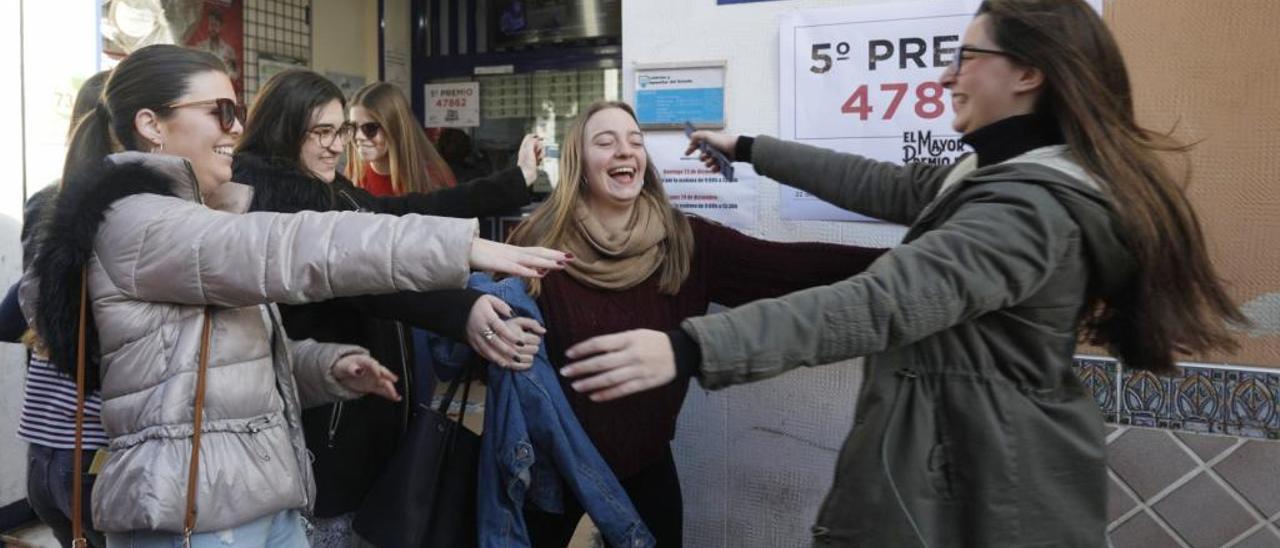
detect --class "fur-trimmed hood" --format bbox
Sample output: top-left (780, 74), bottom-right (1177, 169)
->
top-left (30, 152), bottom-right (197, 386)
top-left (233, 151), bottom-right (368, 213)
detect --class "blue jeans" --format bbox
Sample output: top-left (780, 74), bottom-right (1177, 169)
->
top-left (104, 510), bottom-right (308, 548)
top-left (27, 444), bottom-right (106, 548)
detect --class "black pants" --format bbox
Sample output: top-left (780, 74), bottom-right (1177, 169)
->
top-left (526, 445), bottom-right (683, 548)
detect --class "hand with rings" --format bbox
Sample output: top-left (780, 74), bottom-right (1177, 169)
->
top-left (466, 295), bottom-right (545, 370)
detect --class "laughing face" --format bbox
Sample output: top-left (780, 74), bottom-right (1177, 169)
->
top-left (581, 107), bottom-right (647, 209)
top-left (940, 15), bottom-right (1038, 135)
top-left (155, 70), bottom-right (242, 196)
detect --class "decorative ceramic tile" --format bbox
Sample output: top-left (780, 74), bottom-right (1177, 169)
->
top-left (1075, 358), bottom-right (1120, 421)
top-left (1120, 369), bottom-right (1173, 429)
top-left (1082, 356), bottom-right (1280, 440)
top-left (1221, 371), bottom-right (1279, 440)
top-left (1168, 365), bottom-right (1228, 434)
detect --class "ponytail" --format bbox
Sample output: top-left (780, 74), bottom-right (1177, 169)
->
top-left (62, 108), bottom-right (116, 188)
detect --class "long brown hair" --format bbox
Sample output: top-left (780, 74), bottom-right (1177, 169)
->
top-left (979, 0), bottom-right (1246, 373)
top-left (507, 101), bottom-right (693, 296)
top-left (345, 82), bottom-right (452, 194)
top-left (237, 69), bottom-right (346, 174)
top-left (64, 45), bottom-right (226, 184)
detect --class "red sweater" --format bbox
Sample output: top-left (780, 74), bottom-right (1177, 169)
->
top-left (537, 217), bottom-right (885, 479)
top-left (360, 165), bottom-right (396, 197)
top-left (360, 163), bottom-right (459, 197)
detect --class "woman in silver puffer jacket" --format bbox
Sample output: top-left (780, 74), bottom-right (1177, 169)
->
top-left (25, 45), bottom-right (567, 547)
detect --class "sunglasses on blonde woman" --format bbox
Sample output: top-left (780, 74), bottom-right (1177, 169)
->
top-left (358, 122), bottom-right (382, 140)
top-left (165, 97), bottom-right (245, 133)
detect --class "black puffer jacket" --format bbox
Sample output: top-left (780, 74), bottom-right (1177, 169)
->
top-left (233, 152), bottom-right (529, 516)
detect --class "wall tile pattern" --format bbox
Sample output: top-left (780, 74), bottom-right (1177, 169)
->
top-left (1075, 357), bottom-right (1280, 547)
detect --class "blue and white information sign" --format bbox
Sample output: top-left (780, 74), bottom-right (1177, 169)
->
top-left (634, 63), bottom-right (726, 128)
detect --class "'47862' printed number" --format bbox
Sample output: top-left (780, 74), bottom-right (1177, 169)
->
top-left (840, 82), bottom-right (946, 121)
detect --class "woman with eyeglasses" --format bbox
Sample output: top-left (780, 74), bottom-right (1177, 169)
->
top-left (347, 81), bottom-right (541, 202)
top-left (560, 1), bottom-right (1247, 546)
top-left (244, 78), bottom-right (541, 220)
top-left (232, 69), bottom-right (547, 546)
top-left (26, 45), bottom-right (568, 547)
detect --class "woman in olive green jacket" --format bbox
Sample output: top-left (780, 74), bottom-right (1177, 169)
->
top-left (558, 1), bottom-right (1246, 546)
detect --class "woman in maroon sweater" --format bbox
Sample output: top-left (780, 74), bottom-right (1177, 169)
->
top-left (507, 101), bottom-right (884, 547)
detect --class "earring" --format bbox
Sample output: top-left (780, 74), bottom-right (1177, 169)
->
top-left (151, 141), bottom-right (164, 153)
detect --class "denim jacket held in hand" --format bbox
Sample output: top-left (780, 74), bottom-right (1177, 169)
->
top-left (458, 274), bottom-right (654, 548)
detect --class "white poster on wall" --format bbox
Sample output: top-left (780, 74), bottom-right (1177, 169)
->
top-left (385, 48), bottom-right (411, 98)
top-left (425, 82), bottom-right (481, 127)
top-left (648, 133), bottom-right (758, 231)
top-left (778, 0), bottom-right (1100, 221)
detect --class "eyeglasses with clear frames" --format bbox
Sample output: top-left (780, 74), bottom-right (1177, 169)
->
top-left (308, 122), bottom-right (356, 148)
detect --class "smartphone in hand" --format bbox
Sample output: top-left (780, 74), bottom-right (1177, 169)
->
top-left (684, 121), bottom-right (735, 181)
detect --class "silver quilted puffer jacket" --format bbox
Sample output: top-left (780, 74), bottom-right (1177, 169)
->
top-left (32, 152), bottom-right (478, 533)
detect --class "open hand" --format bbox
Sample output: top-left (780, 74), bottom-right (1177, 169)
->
top-left (332, 354), bottom-right (400, 401)
top-left (469, 238), bottom-right (572, 278)
top-left (559, 329), bottom-right (676, 402)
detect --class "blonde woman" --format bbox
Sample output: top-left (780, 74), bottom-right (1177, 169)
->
top-left (506, 101), bottom-right (883, 546)
top-left (348, 81), bottom-right (540, 208)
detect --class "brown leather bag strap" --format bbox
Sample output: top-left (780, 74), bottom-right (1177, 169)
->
top-left (183, 307), bottom-right (214, 544)
top-left (71, 269), bottom-right (89, 548)
top-left (69, 272), bottom-right (212, 545)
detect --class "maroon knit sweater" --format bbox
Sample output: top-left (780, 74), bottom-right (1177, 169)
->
top-left (537, 216), bottom-right (886, 479)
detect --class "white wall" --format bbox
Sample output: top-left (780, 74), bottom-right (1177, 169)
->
top-left (0, 0), bottom-right (27, 511)
top-left (0, 0), bottom-right (100, 511)
top-left (311, 0), bottom-right (380, 84)
top-left (623, 1), bottom-right (920, 546)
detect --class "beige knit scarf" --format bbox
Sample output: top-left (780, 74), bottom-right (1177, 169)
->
top-left (562, 193), bottom-right (668, 291)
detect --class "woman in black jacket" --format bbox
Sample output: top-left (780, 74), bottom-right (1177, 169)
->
top-left (232, 69), bottom-right (546, 546)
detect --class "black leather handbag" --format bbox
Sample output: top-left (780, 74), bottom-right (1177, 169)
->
top-left (353, 361), bottom-right (480, 548)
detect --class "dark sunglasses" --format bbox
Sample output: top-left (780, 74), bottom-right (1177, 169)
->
top-left (165, 97), bottom-right (245, 132)
top-left (357, 122), bottom-right (382, 140)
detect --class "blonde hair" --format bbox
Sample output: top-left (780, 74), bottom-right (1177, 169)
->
top-left (508, 101), bottom-right (693, 296)
top-left (345, 82), bottom-right (452, 194)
